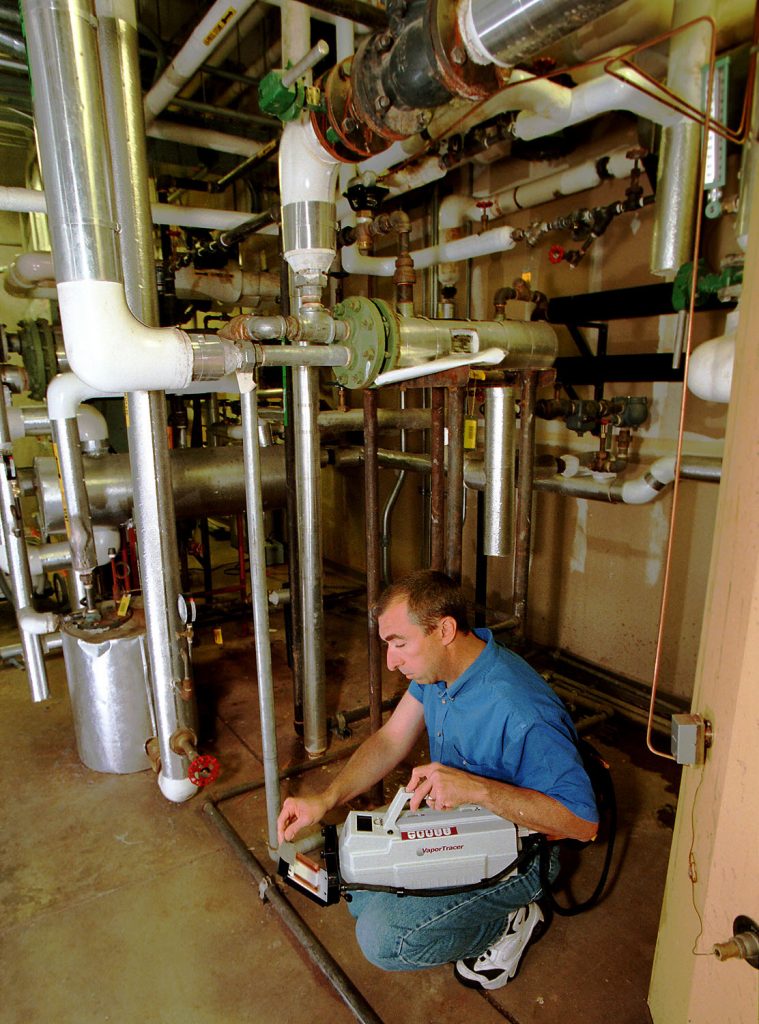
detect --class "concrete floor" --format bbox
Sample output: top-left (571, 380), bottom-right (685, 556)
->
top-left (2, 583), bottom-right (679, 1024)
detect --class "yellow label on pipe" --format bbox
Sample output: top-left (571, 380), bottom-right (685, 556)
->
top-left (463, 418), bottom-right (478, 450)
top-left (118, 593), bottom-right (131, 617)
top-left (214, 628), bottom-right (223, 646)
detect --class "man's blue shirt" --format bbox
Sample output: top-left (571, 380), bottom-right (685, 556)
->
top-left (408, 628), bottom-right (598, 823)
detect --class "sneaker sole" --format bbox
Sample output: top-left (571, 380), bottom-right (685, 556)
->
top-left (453, 917), bottom-right (546, 992)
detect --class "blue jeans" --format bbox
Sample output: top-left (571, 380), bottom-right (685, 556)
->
top-left (346, 848), bottom-right (558, 971)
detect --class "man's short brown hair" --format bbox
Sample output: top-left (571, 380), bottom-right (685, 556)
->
top-left (374, 570), bottom-right (471, 634)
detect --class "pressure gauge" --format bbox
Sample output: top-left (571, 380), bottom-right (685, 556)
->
top-left (702, 57), bottom-right (729, 219)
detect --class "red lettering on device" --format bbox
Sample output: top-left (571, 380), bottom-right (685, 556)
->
top-left (400, 826), bottom-right (458, 840)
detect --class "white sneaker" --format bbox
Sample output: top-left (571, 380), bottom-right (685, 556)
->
top-left (454, 902), bottom-right (545, 990)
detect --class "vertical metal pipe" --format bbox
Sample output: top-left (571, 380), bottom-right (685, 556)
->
top-left (363, 388), bottom-right (384, 805)
top-left (484, 385), bottom-right (516, 557)
top-left (240, 383), bottom-right (281, 849)
top-left (513, 372), bottom-right (538, 641)
top-left (50, 417), bottom-right (96, 606)
top-left (0, 391), bottom-right (48, 701)
top-left (97, 0), bottom-right (193, 783)
top-left (293, 363), bottom-right (327, 755)
top-left (380, 391), bottom-right (407, 586)
top-left (430, 388), bottom-right (446, 571)
top-left (445, 386), bottom-right (466, 582)
top-left (650, 4), bottom-right (713, 276)
top-left (283, 364), bottom-right (305, 734)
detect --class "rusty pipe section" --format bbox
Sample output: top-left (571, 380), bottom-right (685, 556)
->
top-left (513, 372), bottom-right (538, 640)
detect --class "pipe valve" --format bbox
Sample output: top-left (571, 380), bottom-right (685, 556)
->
top-left (170, 728), bottom-right (220, 788)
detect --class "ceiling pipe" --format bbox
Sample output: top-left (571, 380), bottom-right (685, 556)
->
top-left (143, 0), bottom-right (261, 127)
top-left (459, 0), bottom-right (628, 68)
top-left (0, 186), bottom-right (279, 234)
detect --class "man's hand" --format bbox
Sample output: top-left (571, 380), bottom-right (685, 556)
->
top-left (405, 762), bottom-right (486, 812)
top-left (277, 794), bottom-right (329, 844)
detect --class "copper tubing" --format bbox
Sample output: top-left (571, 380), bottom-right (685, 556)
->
top-left (644, 41), bottom-right (723, 762)
top-left (430, 388), bottom-right (446, 571)
top-left (445, 386), bottom-right (466, 583)
top-left (513, 371), bottom-right (538, 641)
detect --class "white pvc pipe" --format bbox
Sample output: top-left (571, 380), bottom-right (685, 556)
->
top-left (620, 457), bottom-right (676, 504)
top-left (514, 69), bottom-right (684, 140)
top-left (146, 120), bottom-right (267, 158)
top-left (56, 281), bottom-right (197, 392)
top-left (143, 0), bottom-right (259, 125)
top-left (47, 371), bottom-right (242, 422)
top-left (17, 605), bottom-right (59, 636)
top-left (687, 335), bottom-right (736, 404)
top-left (174, 265), bottom-right (280, 306)
top-left (374, 347), bottom-right (505, 386)
top-left (279, 118), bottom-right (339, 275)
top-left (342, 225), bottom-right (516, 277)
top-left (0, 189), bottom-right (278, 233)
top-left (157, 771), bottom-right (198, 803)
top-left (5, 250), bottom-right (54, 294)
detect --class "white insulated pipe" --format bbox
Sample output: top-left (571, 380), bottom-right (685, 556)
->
top-left (374, 347), bottom-right (506, 386)
top-left (143, 0), bottom-right (260, 126)
top-left (619, 457), bottom-right (677, 504)
top-left (279, 119), bottom-right (339, 276)
top-left (341, 225), bottom-right (517, 277)
top-left (512, 69), bottom-right (683, 141)
top-left (687, 311), bottom-right (739, 404)
top-left (0, 191), bottom-right (279, 234)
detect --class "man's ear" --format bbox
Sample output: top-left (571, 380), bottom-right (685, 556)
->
top-left (439, 615), bottom-right (457, 647)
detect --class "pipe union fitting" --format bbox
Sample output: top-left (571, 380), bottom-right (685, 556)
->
top-left (191, 337), bottom-right (242, 381)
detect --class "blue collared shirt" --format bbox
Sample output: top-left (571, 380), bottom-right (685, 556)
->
top-left (408, 628), bottom-right (598, 823)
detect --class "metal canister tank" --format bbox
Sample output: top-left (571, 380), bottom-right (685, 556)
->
top-left (61, 605), bottom-right (155, 774)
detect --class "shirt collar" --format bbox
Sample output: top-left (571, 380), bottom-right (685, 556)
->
top-left (442, 627), bottom-right (494, 698)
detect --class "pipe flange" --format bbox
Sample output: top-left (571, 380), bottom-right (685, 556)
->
top-left (332, 297), bottom-right (388, 389)
top-left (351, 34), bottom-right (421, 143)
top-left (428, 0), bottom-right (499, 101)
top-left (371, 299), bottom-right (402, 374)
top-left (312, 60), bottom-right (389, 161)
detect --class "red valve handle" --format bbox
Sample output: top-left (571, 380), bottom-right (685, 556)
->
top-left (548, 244), bottom-right (565, 264)
top-left (188, 753), bottom-right (221, 787)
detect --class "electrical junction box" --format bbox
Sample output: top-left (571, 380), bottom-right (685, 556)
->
top-left (671, 713), bottom-right (709, 765)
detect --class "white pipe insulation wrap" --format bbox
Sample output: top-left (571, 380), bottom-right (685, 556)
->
top-left (55, 281), bottom-right (196, 393)
top-left (687, 333), bottom-right (736, 404)
top-left (513, 70), bottom-right (684, 141)
top-left (0, 189), bottom-right (278, 234)
top-left (157, 770), bottom-right (199, 803)
top-left (75, 404), bottom-right (110, 444)
top-left (374, 347), bottom-right (506, 386)
top-left (4, 250), bottom-right (54, 295)
top-left (17, 605), bottom-right (60, 636)
top-left (143, 0), bottom-right (259, 125)
top-left (174, 265), bottom-right (280, 307)
top-left (279, 120), bottom-right (339, 275)
top-left (342, 226), bottom-right (517, 277)
top-left (146, 121), bottom-right (267, 158)
top-left (620, 457), bottom-right (676, 504)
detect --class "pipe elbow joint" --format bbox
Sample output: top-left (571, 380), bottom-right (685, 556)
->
top-left (18, 605), bottom-right (60, 636)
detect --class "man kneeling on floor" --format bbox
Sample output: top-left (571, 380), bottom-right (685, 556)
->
top-left (277, 570), bottom-right (598, 990)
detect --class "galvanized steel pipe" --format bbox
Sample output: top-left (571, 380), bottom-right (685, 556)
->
top-left (97, 0), bottom-right (195, 793)
top-left (241, 383), bottom-right (281, 846)
top-left (293, 363), bottom-right (327, 756)
top-left (0, 394), bottom-right (49, 701)
top-left (484, 385), bottom-right (515, 557)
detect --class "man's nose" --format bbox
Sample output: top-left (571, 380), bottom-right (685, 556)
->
top-left (386, 648), bottom-right (400, 671)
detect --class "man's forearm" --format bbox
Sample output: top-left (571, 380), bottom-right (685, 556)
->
top-left (322, 729), bottom-right (404, 810)
top-left (474, 775), bottom-right (596, 842)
